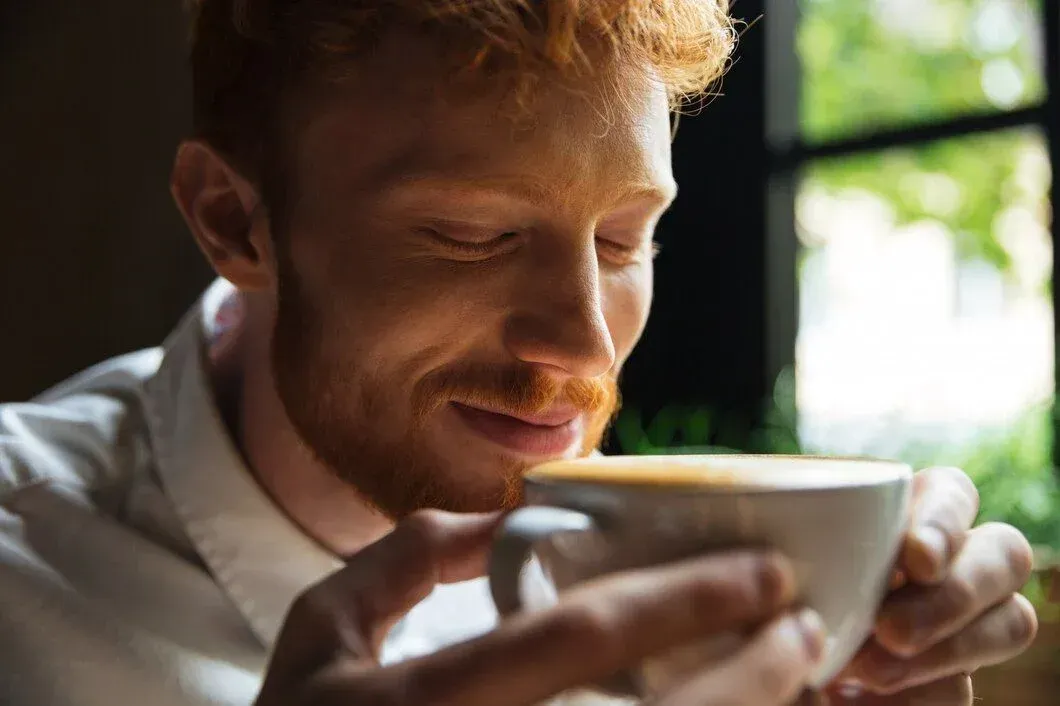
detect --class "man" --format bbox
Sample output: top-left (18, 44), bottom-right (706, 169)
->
top-left (0, 1), bottom-right (1037, 705)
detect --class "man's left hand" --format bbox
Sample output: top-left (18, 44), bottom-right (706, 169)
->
top-left (828, 466), bottom-right (1039, 704)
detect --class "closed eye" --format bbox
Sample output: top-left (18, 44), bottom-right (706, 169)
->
top-left (420, 227), bottom-right (522, 260)
top-left (595, 237), bottom-right (659, 265)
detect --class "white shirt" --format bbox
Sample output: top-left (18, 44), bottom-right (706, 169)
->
top-left (0, 280), bottom-right (613, 706)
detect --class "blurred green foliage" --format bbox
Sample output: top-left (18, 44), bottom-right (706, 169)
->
top-left (614, 366), bottom-right (1060, 548)
top-left (799, 0), bottom-right (1045, 143)
top-left (900, 404), bottom-right (1060, 548)
top-left (802, 129), bottom-right (1049, 274)
top-left (798, 0), bottom-right (1050, 273)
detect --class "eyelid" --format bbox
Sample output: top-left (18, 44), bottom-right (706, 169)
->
top-left (595, 236), bottom-right (656, 265)
top-left (422, 219), bottom-right (507, 241)
top-left (420, 226), bottom-right (521, 259)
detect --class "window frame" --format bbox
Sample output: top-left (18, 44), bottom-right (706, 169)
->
top-left (616, 1), bottom-right (1057, 456)
top-left (765, 0), bottom-right (1060, 454)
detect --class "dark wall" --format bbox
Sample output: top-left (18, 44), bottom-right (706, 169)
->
top-left (619, 2), bottom-right (777, 443)
top-left (0, 2), bottom-right (211, 400)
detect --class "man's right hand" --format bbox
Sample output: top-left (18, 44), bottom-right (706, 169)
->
top-left (253, 510), bottom-right (826, 706)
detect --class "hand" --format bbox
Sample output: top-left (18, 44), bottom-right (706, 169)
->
top-left (254, 509), bottom-right (828, 706)
top-left (827, 466), bottom-right (1039, 704)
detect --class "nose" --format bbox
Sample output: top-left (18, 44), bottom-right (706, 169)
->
top-left (504, 241), bottom-right (617, 379)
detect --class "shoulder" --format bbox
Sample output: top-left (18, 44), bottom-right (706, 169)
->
top-left (0, 349), bottom-right (264, 706)
top-left (0, 348), bottom-right (163, 499)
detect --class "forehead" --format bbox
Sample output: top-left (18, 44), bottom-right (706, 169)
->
top-left (288, 31), bottom-right (675, 205)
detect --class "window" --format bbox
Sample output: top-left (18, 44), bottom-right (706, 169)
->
top-left (800, 0), bottom-right (1046, 142)
top-left (786, 0), bottom-right (1059, 544)
top-left (797, 128), bottom-right (1052, 459)
top-left (615, 0), bottom-right (1059, 547)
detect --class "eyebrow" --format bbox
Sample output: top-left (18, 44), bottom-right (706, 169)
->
top-left (389, 174), bottom-right (678, 211)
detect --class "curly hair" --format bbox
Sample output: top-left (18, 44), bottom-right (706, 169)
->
top-left (187, 0), bottom-right (736, 183)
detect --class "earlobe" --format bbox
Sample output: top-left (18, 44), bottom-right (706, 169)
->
top-left (170, 140), bottom-right (274, 291)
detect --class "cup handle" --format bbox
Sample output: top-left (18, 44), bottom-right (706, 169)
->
top-left (488, 506), bottom-right (596, 617)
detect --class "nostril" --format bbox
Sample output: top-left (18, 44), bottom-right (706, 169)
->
top-left (504, 311), bottom-right (616, 379)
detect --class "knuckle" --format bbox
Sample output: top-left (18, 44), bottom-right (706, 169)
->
top-left (396, 510), bottom-right (452, 565)
top-left (549, 601), bottom-right (620, 656)
top-left (943, 575), bottom-right (979, 618)
top-left (738, 551), bottom-right (792, 605)
top-left (287, 586), bottom-right (331, 627)
top-left (1005, 595), bottom-right (1039, 649)
top-left (989, 523), bottom-right (1035, 585)
top-left (689, 551), bottom-right (791, 613)
top-left (684, 559), bottom-right (742, 606)
top-left (931, 466), bottom-right (980, 508)
top-left (563, 602), bottom-right (617, 642)
top-left (401, 509), bottom-right (450, 545)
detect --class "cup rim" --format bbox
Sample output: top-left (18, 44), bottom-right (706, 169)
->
top-left (524, 453), bottom-right (913, 494)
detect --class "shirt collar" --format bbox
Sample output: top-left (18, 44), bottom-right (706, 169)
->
top-left (144, 278), bottom-right (343, 648)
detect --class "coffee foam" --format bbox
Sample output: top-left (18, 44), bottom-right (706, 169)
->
top-left (527, 454), bottom-right (911, 490)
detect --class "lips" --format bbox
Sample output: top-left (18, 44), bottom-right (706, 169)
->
top-left (450, 402), bottom-right (583, 457)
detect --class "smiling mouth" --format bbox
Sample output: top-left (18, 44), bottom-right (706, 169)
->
top-left (450, 402), bottom-right (583, 457)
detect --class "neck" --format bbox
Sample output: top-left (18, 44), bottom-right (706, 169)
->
top-left (210, 304), bottom-right (394, 558)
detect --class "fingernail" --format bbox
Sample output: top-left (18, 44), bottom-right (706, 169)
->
top-left (794, 608), bottom-right (827, 663)
top-left (912, 526), bottom-right (949, 575)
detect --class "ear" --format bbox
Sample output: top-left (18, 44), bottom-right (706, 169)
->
top-left (170, 140), bottom-right (275, 291)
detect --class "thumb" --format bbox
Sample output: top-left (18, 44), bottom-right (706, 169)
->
top-left (350, 510), bottom-right (504, 650)
top-left (266, 511), bottom-right (502, 683)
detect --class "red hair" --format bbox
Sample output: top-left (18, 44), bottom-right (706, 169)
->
top-left (188, 0), bottom-right (736, 179)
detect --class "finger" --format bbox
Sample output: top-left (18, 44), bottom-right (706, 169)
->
top-left (346, 510), bottom-right (505, 647)
top-left (378, 550), bottom-right (799, 706)
top-left (652, 609), bottom-right (826, 706)
top-left (902, 467), bottom-right (979, 584)
top-left (852, 594), bottom-right (1036, 695)
top-left (875, 522), bottom-right (1034, 656)
top-left (269, 511), bottom-right (502, 680)
top-left (816, 674), bottom-right (972, 705)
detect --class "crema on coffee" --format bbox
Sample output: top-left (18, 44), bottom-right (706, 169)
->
top-left (527, 454), bottom-right (910, 490)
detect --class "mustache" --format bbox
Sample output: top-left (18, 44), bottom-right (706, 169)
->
top-left (412, 364), bottom-right (618, 421)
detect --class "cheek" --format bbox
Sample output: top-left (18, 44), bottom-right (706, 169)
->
top-left (604, 262), bottom-right (653, 362)
top-left (299, 237), bottom-right (511, 379)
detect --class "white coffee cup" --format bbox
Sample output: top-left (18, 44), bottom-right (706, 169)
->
top-left (488, 454), bottom-right (912, 698)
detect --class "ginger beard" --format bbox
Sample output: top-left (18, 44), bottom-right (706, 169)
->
top-left (270, 263), bottom-right (620, 520)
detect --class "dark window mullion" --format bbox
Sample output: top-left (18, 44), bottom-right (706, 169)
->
top-left (764, 0), bottom-right (800, 405)
top-left (1044, 0), bottom-right (1060, 468)
top-left (772, 104), bottom-right (1047, 171)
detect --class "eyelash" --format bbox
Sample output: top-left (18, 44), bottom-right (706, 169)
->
top-left (423, 228), bottom-right (659, 263)
top-left (596, 237), bottom-right (661, 263)
top-left (423, 229), bottom-right (520, 257)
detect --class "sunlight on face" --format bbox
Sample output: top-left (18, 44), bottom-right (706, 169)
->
top-left (268, 31), bottom-right (675, 518)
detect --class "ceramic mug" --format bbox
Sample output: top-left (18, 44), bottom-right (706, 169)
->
top-left (488, 454), bottom-right (912, 699)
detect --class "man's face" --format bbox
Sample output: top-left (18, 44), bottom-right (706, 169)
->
top-left (269, 35), bottom-right (675, 519)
